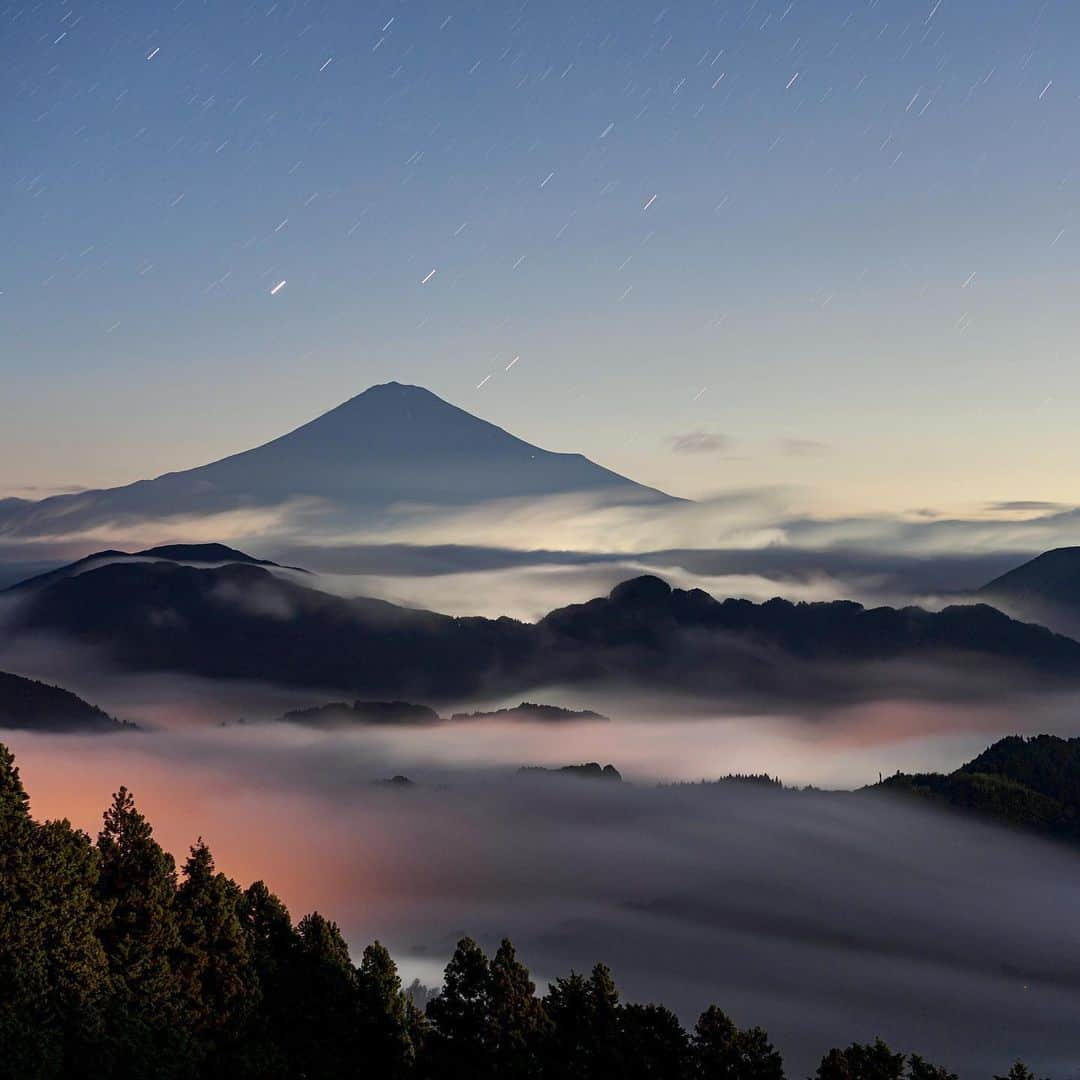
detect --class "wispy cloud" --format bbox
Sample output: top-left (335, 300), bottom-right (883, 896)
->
top-left (778, 438), bottom-right (830, 457)
top-left (985, 500), bottom-right (1066, 514)
top-left (668, 431), bottom-right (731, 455)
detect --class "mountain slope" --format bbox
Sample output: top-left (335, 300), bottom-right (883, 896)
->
top-left (0, 670), bottom-right (127, 733)
top-left (0, 383), bottom-right (674, 538)
top-left (5, 560), bottom-right (535, 699)
top-left (978, 547), bottom-right (1080, 636)
top-left (7, 563), bottom-right (1080, 705)
top-left (867, 734), bottom-right (1080, 845)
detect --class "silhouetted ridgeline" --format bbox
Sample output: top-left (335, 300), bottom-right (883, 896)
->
top-left (0, 742), bottom-right (1048, 1079)
top-left (10, 553), bottom-right (1080, 704)
top-left (0, 670), bottom-right (130, 733)
top-left (0, 382), bottom-right (676, 540)
top-left (518, 761), bottom-right (623, 781)
top-left (277, 699), bottom-right (606, 727)
top-left (281, 700), bottom-right (442, 727)
top-left (978, 547), bottom-right (1080, 636)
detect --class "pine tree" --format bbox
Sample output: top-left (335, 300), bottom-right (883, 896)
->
top-left (542, 962), bottom-right (625, 1080)
top-left (235, 880), bottom-right (297, 1076)
top-left (620, 1002), bottom-right (690, 1080)
top-left (907, 1055), bottom-right (957, 1080)
top-left (0, 744), bottom-right (110, 1079)
top-left (692, 1005), bottom-right (784, 1080)
top-left (95, 786), bottom-right (189, 1077)
top-left (424, 936), bottom-right (494, 1079)
top-left (287, 912), bottom-right (361, 1077)
top-left (815, 1039), bottom-right (905, 1080)
top-left (357, 940), bottom-right (416, 1078)
top-left (993, 1064), bottom-right (1042, 1080)
top-left (174, 839), bottom-right (259, 1059)
top-left (488, 939), bottom-right (548, 1080)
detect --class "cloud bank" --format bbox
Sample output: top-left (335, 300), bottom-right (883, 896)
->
top-left (3, 724), bottom-right (1078, 1078)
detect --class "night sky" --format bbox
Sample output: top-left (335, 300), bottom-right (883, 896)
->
top-left (4, 0), bottom-right (1079, 510)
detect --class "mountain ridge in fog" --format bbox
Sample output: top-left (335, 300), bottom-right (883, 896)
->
top-left (276, 699), bottom-right (608, 728)
top-left (0, 382), bottom-right (676, 539)
top-left (4, 542), bottom-right (297, 593)
top-left (978, 546), bottom-right (1080, 638)
top-left (8, 547), bottom-right (1080, 706)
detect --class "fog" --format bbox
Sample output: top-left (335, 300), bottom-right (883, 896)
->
top-left (8, 482), bottom-right (1079, 622)
top-left (4, 721), bottom-right (1078, 1077)
top-left (4, 494), bottom-right (1080, 1074)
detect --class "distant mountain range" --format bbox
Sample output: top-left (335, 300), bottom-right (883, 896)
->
top-left (0, 383), bottom-right (674, 539)
top-left (280, 700), bottom-right (441, 727)
top-left (277, 700), bottom-right (607, 728)
top-left (0, 670), bottom-right (128, 733)
top-left (7, 544), bottom-right (1080, 706)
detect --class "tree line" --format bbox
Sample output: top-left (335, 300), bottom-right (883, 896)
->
top-left (0, 743), bottom-right (1047, 1079)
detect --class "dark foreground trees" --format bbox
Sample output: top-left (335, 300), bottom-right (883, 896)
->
top-left (0, 743), bottom-right (1049, 1079)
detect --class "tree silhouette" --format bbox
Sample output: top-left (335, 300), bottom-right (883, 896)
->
top-left (620, 1002), bottom-right (690, 1079)
top-left (174, 840), bottom-right (258, 1049)
top-left (692, 1005), bottom-right (784, 1080)
top-left (487, 939), bottom-right (548, 1079)
top-left (993, 1063), bottom-right (1044, 1080)
top-left (357, 940), bottom-right (419, 1078)
top-left (0, 747), bottom-right (109, 1078)
top-left (424, 936), bottom-right (494, 1078)
top-left (816, 1039), bottom-right (905, 1080)
top-left (95, 786), bottom-right (190, 1077)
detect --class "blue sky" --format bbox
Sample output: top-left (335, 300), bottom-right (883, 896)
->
top-left (4, 0), bottom-right (1080, 510)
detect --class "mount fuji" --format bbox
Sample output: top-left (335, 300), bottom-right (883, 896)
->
top-left (0, 382), bottom-right (675, 539)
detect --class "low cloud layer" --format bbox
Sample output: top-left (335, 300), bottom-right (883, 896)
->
top-left (4, 724), bottom-right (1078, 1078)
top-left (5, 483), bottom-right (1080, 627)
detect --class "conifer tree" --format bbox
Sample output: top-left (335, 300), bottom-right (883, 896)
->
top-left (692, 1005), bottom-right (785, 1080)
top-left (0, 746), bottom-right (110, 1079)
top-left (620, 1002), bottom-right (690, 1080)
top-left (175, 840), bottom-right (259, 1050)
top-left (425, 936), bottom-right (494, 1078)
top-left (96, 786), bottom-right (189, 1076)
top-left (357, 940), bottom-right (417, 1078)
top-left (815, 1039), bottom-right (905, 1080)
top-left (488, 939), bottom-right (548, 1079)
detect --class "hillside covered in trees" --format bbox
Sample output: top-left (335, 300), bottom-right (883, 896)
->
top-left (869, 734), bottom-right (1080, 844)
top-left (0, 741), bottom-right (1050, 1079)
top-left (0, 670), bottom-right (129, 734)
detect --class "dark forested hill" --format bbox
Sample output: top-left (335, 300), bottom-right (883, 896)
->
top-left (867, 734), bottom-right (1080, 844)
top-left (0, 670), bottom-right (126, 733)
top-left (7, 563), bottom-right (1080, 705)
